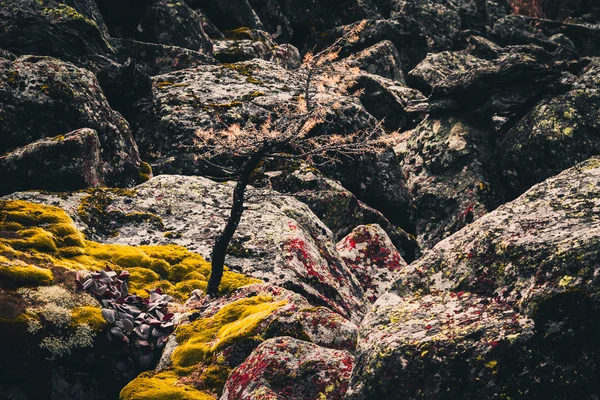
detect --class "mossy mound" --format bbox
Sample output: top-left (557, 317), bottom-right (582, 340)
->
top-left (0, 200), bottom-right (260, 301)
top-left (120, 371), bottom-right (216, 400)
top-left (120, 294), bottom-right (287, 399)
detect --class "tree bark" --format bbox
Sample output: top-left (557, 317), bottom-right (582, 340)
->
top-left (206, 146), bottom-right (270, 297)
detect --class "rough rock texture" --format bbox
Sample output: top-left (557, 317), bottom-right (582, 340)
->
top-left (137, 0), bottom-right (212, 53)
top-left (213, 29), bottom-right (301, 68)
top-left (305, 18), bottom-right (429, 73)
top-left (0, 0), bottom-right (112, 61)
top-left (342, 40), bottom-right (406, 82)
top-left (111, 38), bottom-right (216, 76)
top-left (410, 45), bottom-right (573, 119)
top-left (348, 157), bottom-right (600, 399)
top-left (0, 56), bottom-right (141, 187)
top-left (6, 175), bottom-right (370, 323)
top-left (222, 336), bottom-right (354, 400)
top-left (336, 224), bottom-right (407, 302)
top-left (133, 58), bottom-right (374, 177)
top-left (0, 129), bottom-right (104, 195)
top-left (263, 162), bottom-right (418, 261)
top-left (144, 283), bottom-right (358, 398)
top-left (399, 117), bottom-right (500, 249)
top-left (350, 73), bottom-right (426, 131)
top-left (500, 58), bottom-right (600, 197)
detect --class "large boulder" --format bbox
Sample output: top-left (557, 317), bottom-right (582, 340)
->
top-left (110, 38), bottom-right (216, 77)
top-left (499, 58), bottom-right (600, 197)
top-left (137, 0), bottom-right (212, 53)
top-left (399, 117), bottom-right (500, 249)
top-left (348, 157), bottom-right (600, 399)
top-left (0, 129), bottom-right (104, 195)
top-left (336, 224), bottom-right (408, 302)
top-left (0, 0), bottom-right (112, 61)
top-left (0, 56), bottom-right (141, 188)
top-left (121, 283), bottom-right (358, 398)
top-left (132, 58), bottom-right (374, 177)
top-left (5, 175), bottom-right (370, 323)
top-left (304, 18), bottom-right (429, 73)
top-left (263, 162), bottom-right (418, 261)
top-left (412, 45), bottom-right (573, 121)
top-left (222, 336), bottom-right (354, 400)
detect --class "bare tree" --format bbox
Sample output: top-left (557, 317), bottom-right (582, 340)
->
top-left (194, 20), bottom-right (391, 296)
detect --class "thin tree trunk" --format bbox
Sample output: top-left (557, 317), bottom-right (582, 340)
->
top-left (206, 147), bottom-right (270, 297)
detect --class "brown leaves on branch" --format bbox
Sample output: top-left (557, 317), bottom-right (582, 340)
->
top-left (191, 19), bottom-right (386, 174)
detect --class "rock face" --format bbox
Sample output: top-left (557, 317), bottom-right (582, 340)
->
top-left (0, 0), bottom-right (112, 61)
top-left (500, 59), bottom-right (600, 197)
top-left (222, 337), bottom-right (354, 400)
top-left (0, 129), bottom-right (104, 195)
top-left (132, 59), bottom-right (371, 176)
top-left (263, 162), bottom-right (418, 261)
top-left (347, 157), bottom-right (600, 399)
top-left (399, 117), bottom-right (500, 248)
top-left (7, 175), bottom-right (370, 324)
top-left (336, 224), bottom-right (407, 302)
top-left (0, 56), bottom-right (141, 187)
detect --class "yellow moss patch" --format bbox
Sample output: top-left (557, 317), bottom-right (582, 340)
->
top-left (120, 371), bottom-right (215, 400)
top-left (172, 295), bottom-right (287, 374)
top-left (0, 263), bottom-right (53, 286)
top-left (71, 306), bottom-right (106, 331)
top-left (0, 200), bottom-right (260, 300)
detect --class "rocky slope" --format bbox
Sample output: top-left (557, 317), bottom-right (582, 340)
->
top-left (1, 0), bottom-right (600, 399)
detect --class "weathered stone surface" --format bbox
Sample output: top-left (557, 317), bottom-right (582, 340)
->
top-left (0, 0), bottom-right (113, 61)
top-left (305, 18), bottom-right (429, 73)
top-left (222, 336), bottom-right (354, 400)
top-left (398, 117), bottom-right (500, 249)
top-left (346, 291), bottom-right (534, 400)
top-left (263, 162), bottom-right (418, 261)
top-left (348, 157), bottom-right (600, 399)
top-left (336, 224), bottom-right (407, 302)
top-left (0, 56), bottom-right (141, 188)
top-left (408, 50), bottom-right (494, 94)
top-left (350, 73), bottom-right (426, 131)
top-left (0, 129), bottom-right (104, 195)
top-left (148, 284), bottom-right (358, 398)
top-left (6, 175), bottom-right (370, 323)
top-left (132, 58), bottom-right (374, 176)
top-left (342, 40), bottom-right (405, 82)
top-left (111, 38), bottom-right (216, 76)
top-left (213, 29), bottom-right (301, 68)
top-left (414, 45), bottom-right (572, 119)
top-left (499, 60), bottom-right (600, 196)
top-left (137, 0), bottom-right (212, 53)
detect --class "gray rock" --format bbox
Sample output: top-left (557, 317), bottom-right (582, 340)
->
top-left (348, 157), bottom-right (600, 399)
top-left (0, 129), bottom-right (104, 195)
top-left (398, 117), bottom-right (500, 249)
top-left (0, 56), bottom-right (141, 188)
top-left (5, 175), bottom-right (370, 323)
top-left (222, 336), bottom-right (354, 400)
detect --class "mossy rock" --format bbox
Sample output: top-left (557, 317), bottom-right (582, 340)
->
top-left (0, 200), bottom-right (260, 302)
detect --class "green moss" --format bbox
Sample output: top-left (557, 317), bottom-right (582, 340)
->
top-left (139, 162), bottom-right (153, 183)
top-left (0, 263), bottom-right (53, 286)
top-left (223, 63), bottom-right (264, 85)
top-left (200, 365), bottom-right (231, 389)
top-left (0, 200), bottom-right (259, 301)
top-left (172, 295), bottom-right (287, 374)
top-left (71, 306), bottom-right (106, 331)
top-left (120, 371), bottom-right (215, 400)
top-left (222, 27), bottom-right (253, 40)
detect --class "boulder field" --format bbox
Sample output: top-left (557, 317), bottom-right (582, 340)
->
top-left (1, 0), bottom-right (600, 399)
